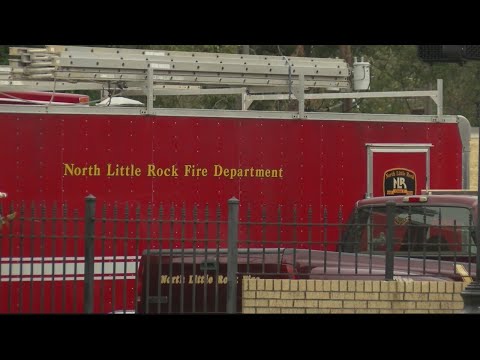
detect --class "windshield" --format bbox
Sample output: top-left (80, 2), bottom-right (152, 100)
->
top-left (341, 205), bottom-right (476, 256)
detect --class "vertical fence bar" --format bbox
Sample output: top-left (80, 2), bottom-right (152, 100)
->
top-left (51, 202), bottom-right (57, 313)
top-left (214, 204), bottom-right (221, 313)
top-left (203, 204), bottom-right (209, 313)
top-left (61, 203), bottom-right (67, 313)
top-left (100, 203), bottom-right (107, 314)
top-left (18, 202), bottom-right (25, 313)
top-left (192, 204), bottom-right (198, 313)
top-left (385, 201), bottom-right (395, 281)
top-left (29, 202), bottom-right (35, 313)
top-left (40, 202), bottom-right (46, 313)
top-left (84, 194), bottom-right (96, 314)
top-left (122, 203), bottom-right (129, 313)
top-left (226, 197), bottom-right (239, 314)
top-left (73, 208), bottom-right (79, 313)
top-left (180, 203), bottom-right (186, 314)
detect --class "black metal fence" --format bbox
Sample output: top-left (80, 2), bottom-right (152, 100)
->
top-left (0, 196), bottom-right (476, 314)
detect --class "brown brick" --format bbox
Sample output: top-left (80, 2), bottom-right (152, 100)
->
top-left (429, 282), bottom-right (438, 293)
top-left (380, 309), bottom-right (405, 314)
top-left (454, 282), bottom-right (466, 293)
top-left (348, 280), bottom-right (356, 291)
top-left (344, 301), bottom-right (367, 309)
top-left (379, 293), bottom-right (403, 301)
top-left (388, 281), bottom-right (398, 292)
top-left (445, 282), bottom-right (454, 293)
top-left (364, 281), bottom-right (373, 292)
top-left (413, 282), bottom-right (422, 293)
top-left (416, 302), bottom-right (441, 310)
top-left (243, 307), bottom-right (256, 314)
top-left (306, 308), bottom-right (331, 314)
top-left (298, 280), bottom-right (307, 291)
top-left (306, 292), bottom-right (331, 300)
top-left (290, 280), bottom-right (298, 291)
top-left (437, 281), bottom-right (446, 293)
top-left (265, 279), bottom-right (273, 291)
top-left (269, 299), bottom-right (293, 308)
top-left (323, 280), bottom-right (331, 292)
top-left (307, 280), bottom-right (315, 292)
top-left (404, 309), bottom-right (429, 314)
top-left (317, 300), bottom-right (343, 309)
top-left (380, 282), bottom-right (389, 292)
top-left (453, 294), bottom-right (464, 302)
top-left (331, 280), bottom-right (339, 291)
top-left (372, 281), bottom-right (380, 292)
top-left (256, 291), bottom-right (281, 299)
top-left (294, 300), bottom-right (318, 308)
top-left (396, 282), bottom-right (405, 292)
top-left (281, 291), bottom-right (305, 300)
top-left (256, 307), bottom-right (282, 314)
top-left (273, 279), bottom-right (282, 291)
top-left (404, 293), bottom-right (428, 301)
top-left (440, 302), bottom-right (464, 310)
top-left (281, 308), bottom-right (306, 314)
top-left (339, 280), bottom-right (348, 291)
top-left (331, 292), bottom-right (355, 300)
top-left (356, 280), bottom-right (365, 292)
top-left (331, 309), bottom-right (355, 314)
top-left (243, 291), bottom-right (256, 299)
top-left (367, 301), bottom-right (392, 309)
top-left (421, 281), bottom-right (430, 293)
top-left (392, 301), bottom-right (416, 310)
top-left (428, 293), bottom-right (453, 301)
top-left (282, 279), bottom-right (290, 291)
top-left (247, 279), bottom-right (257, 291)
top-left (405, 282), bottom-right (414, 293)
top-left (355, 309), bottom-right (380, 314)
top-left (257, 279), bottom-right (265, 291)
top-left (243, 299), bottom-right (269, 307)
top-left (356, 293), bottom-right (380, 301)
top-left (315, 280), bottom-right (324, 291)
top-left (293, 300), bottom-right (318, 308)
top-left (243, 278), bottom-right (249, 291)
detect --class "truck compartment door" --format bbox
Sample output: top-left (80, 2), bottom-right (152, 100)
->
top-left (366, 143), bottom-right (432, 198)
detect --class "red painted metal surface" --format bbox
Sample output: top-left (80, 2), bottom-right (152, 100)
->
top-left (0, 91), bottom-right (89, 105)
top-left (0, 112), bottom-right (465, 312)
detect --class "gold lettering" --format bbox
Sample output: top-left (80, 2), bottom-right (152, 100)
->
top-left (184, 165), bottom-right (208, 177)
top-left (64, 163), bottom-right (101, 176)
top-left (214, 164), bottom-right (223, 176)
top-left (255, 169), bottom-right (265, 177)
top-left (147, 164), bottom-right (179, 177)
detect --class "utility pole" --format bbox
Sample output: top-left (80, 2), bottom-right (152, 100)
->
top-left (339, 45), bottom-right (353, 112)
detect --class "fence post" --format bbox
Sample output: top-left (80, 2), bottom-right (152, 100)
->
top-left (385, 201), bottom-right (395, 281)
top-left (227, 197), bottom-right (239, 314)
top-left (84, 194), bottom-right (96, 314)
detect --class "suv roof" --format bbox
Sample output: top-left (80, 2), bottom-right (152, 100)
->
top-left (357, 194), bottom-right (478, 209)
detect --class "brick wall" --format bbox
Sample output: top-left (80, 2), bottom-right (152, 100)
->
top-left (470, 137), bottom-right (478, 190)
top-left (242, 279), bottom-right (466, 314)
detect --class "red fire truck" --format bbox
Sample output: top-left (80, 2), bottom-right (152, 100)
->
top-left (0, 45), bottom-right (472, 313)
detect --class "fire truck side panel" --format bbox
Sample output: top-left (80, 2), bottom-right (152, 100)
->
top-left (0, 112), bottom-right (465, 313)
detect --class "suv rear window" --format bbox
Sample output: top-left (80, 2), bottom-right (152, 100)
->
top-left (341, 205), bottom-right (476, 256)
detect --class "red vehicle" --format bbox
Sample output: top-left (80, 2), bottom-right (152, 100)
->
top-left (340, 194), bottom-right (478, 259)
top-left (0, 45), bottom-right (473, 313)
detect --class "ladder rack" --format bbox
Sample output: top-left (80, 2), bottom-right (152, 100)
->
top-left (0, 45), bottom-right (444, 120)
top-left (7, 45), bottom-right (351, 93)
